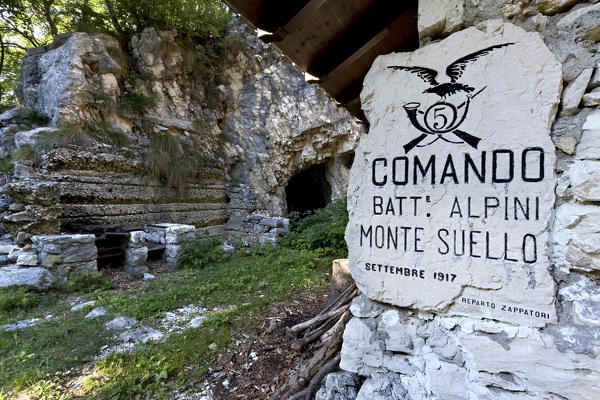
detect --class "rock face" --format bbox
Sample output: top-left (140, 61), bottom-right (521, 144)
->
top-left (346, 21), bottom-right (560, 326)
top-left (2, 19), bottom-right (363, 244)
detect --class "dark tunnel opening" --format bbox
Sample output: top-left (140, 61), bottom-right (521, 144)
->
top-left (285, 163), bottom-right (332, 213)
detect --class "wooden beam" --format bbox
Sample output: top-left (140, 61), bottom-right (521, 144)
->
top-left (306, 0), bottom-right (417, 77)
top-left (319, 9), bottom-right (418, 100)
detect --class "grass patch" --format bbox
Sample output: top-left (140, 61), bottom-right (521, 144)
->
top-left (0, 156), bottom-right (13, 172)
top-left (0, 206), bottom-right (348, 396)
top-left (37, 122), bottom-right (130, 149)
top-left (0, 308), bottom-right (113, 389)
top-left (144, 133), bottom-right (207, 192)
top-left (54, 271), bottom-right (115, 294)
top-left (178, 238), bottom-right (228, 269)
top-left (38, 124), bottom-right (95, 148)
top-left (11, 145), bottom-right (41, 166)
top-left (0, 244), bottom-right (331, 394)
top-left (0, 287), bottom-right (39, 314)
top-left (85, 121), bottom-right (131, 147)
top-left (84, 244), bottom-right (331, 398)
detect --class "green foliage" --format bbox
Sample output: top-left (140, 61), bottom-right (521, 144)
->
top-left (14, 108), bottom-right (51, 127)
top-left (120, 92), bottom-right (158, 114)
top-left (0, 0), bottom-right (231, 109)
top-left (279, 199), bottom-right (349, 256)
top-left (0, 48), bottom-right (24, 107)
top-left (62, 1), bottom-right (113, 34)
top-left (0, 237), bottom-right (333, 394)
top-left (0, 156), bottom-right (13, 172)
top-left (177, 238), bottom-right (229, 269)
top-left (0, 287), bottom-right (39, 313)
top-left (55, 271), bottom-right (115, 293)
top-left (108, 0), bottom-right (231, 37)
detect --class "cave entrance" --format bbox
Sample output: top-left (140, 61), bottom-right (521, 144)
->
top-left (286, 163), bottom-right (332, 213)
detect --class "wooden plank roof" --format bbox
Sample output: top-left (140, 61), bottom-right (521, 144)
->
top-left (222, 0), bottom-right (419, 121)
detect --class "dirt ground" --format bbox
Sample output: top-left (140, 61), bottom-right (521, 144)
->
top-left (208, 288), bottom-right (330, 399)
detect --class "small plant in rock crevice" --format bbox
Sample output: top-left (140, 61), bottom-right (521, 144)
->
top-left (0, 156), bottom-right (13, 172)
top-left (13, 108), bottom-right (51, 128)
top-left (144, 133), bottom-right (209, 192)
top-left (38, 121), bottom-right (130, 149)
top-left (11, 145), bottom-right (42, 166)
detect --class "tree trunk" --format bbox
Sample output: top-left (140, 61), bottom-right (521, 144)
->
top-left (104, 0), bottom-right (124, 36)
top-left (0, 32), bottom-right (4, 102)
top-left (42, 0), bottom-right (58, 37)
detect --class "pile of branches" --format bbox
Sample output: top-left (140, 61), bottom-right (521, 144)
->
top-left (272, 282), bottom-right (358, 400)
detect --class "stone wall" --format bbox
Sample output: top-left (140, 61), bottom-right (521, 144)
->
top-left (0, 19), bottom-right (363, 244)
top-left (321, 1), bottom-right (600, 399)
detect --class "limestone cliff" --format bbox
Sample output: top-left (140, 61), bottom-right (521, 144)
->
top-left (0, 19), bottom-right (364, 242)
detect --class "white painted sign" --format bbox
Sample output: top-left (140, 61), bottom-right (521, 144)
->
top-left (346, 21), bottom-right (562, 326)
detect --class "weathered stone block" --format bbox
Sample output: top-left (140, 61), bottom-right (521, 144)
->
top-left (552, 202), bottom-right (600, 272)
top-left (567, 160), bottom-right (600, 201)
top-left (538, 0), bottom-right (581, 15)
top-left (560, 275), bottom-right (600, 327)
top-left (315, 371), bottom-right (361, 400)
top-left (0, 244), bottom-right (17, 255)
top-left (557, 3), bottom-right (600, 41)
top-left (260, 217), bottom-right (282, 228)
top-left (356, 373), bottom-right (408, 400)
top-left (583, 89), bottom-right (600, 107)
top-left (14, 127), bottom-right (53, 148)
top-left (556, 136), bottom-right (577, 154)
top-left (145, 228), bottom-right (165, 244)
top-left (418, 0), bottom-right (464, 40)
top-left (560, 68), bottom-right (593, 115)
top-left (105, 316), bottom-right (137, 330)
top-left (350, 294), bottom-right (385, 318)
top-left (128, 231), bottom-right (146, 247)
top-left (165, 224), bottom-right (195, 244)
top-left (16, 253), bottom-right (38, 266)
top-left (576, 129), bottom-right (600, 160)
top-left (0, 266), bottom-right (52, 289)
top-left (125, 246), bottom-right (148, 267)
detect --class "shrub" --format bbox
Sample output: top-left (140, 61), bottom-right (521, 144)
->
top-left (279, 199), bottom-right (349, 256)
top-left (57, 271), bottom-right (115, 293)
top-left (0, 287), bottom-right (39, 313)
top-left (14, 108), bottom-right (50, 128)
top-left (178, 238), bottom-right (230, 269)
top-left (119, 93), bottom-right (158, 114)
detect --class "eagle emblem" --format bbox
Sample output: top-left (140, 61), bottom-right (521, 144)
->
top-left (388, 43), bottom-right (514, 153)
